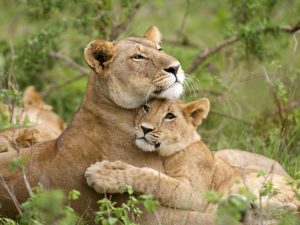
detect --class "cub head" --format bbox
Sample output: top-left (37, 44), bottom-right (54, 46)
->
top-left (84, 26), bottom-right (185, 109)
top-left (134, 98), bottom-right (210, 157)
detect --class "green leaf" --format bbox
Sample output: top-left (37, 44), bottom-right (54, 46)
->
top-left (68, 189), bottom-right (80, 201)
top-left (108, 217), bottom-right (118, 225)
top-left (8, 157), bottom-right (28, 172)
top-left (203, 191), bottom-right (224, 204)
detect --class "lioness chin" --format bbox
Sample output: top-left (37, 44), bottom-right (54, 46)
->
top-left (86, 98), bottom-right (300, 223)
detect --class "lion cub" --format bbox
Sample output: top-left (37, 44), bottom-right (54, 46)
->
top-left (86, 98), bottom-right (299, 213)
top-left (86, 98), bottom-right (234, 210)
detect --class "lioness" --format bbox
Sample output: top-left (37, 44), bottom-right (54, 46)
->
top-left (0, 26), bottom-right (202, 224)
top-left (0, 26), bottom-right (290, 224)
top-left (86, 98), bottom-right (300, 222)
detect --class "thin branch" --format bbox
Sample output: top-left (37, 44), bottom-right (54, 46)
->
top-left (184, 88), bottom-right (224, 97)
top-left (187, 36), bottom-right (239, 73)
top-left (187, 21), bottom-right (300, 73)
top-left (261, 67), bottom-right (285, 130)
top-left (176, 0), bottom-right (191, 43)
top-left (22, 169), bottom-right (33, 197)
top-left (43, 52), bottom-right (89, 97)
top-left (210, 110), bottom-right (254, 126)
top-left (164, 38), bottom-right (202, 49)
top-left (109, 1), bottom-right (141, 40)
top-left (292, 30), bottom-right (300, 53)
top-left (41, 74), bottom-right (86, 98)
top-left (49, 52), bottom-right (89, 77)
top-left (280, 21), bottom-right (300, 33)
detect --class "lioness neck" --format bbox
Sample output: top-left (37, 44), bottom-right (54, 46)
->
top-left (83, 73), bottom-right (135, 133)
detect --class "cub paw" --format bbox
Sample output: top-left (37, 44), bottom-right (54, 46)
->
top-left (85, 160), bottom-right (131, 194)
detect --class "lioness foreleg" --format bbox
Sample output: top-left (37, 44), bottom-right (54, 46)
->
top-left (85, 160), bottom-right (209, 211)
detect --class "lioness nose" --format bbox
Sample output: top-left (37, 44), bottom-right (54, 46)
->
top-left (164, 65), bottom-right (179, 76)
top-left (141, 125), bottom-right (154, 135)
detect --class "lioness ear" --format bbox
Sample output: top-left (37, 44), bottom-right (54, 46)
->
top-left (144, 26), bottom-right (161, 44)
top-left (84, 40), bottom-right (116, 75)
top-left (184, 98), bottom-right (210, 127)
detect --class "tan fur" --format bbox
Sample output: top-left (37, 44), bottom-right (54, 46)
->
top-left (86, 98), bottom-right (299, 221)
top-left (1, 86), bottom-right (66, 135)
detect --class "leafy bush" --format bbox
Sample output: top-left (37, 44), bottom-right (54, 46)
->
top-left (0, 186), bottom-right (159, 225)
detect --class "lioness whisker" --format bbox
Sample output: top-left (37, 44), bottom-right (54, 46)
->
top-left (186, 75), bottom-right (198, 96)
top-left (144, 85), bottom-right (155, 104)
top-left (184, 77), bottom-right (196, 96)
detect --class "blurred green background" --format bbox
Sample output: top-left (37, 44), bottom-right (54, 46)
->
top-left (0, 0), bottom-right (299, 175)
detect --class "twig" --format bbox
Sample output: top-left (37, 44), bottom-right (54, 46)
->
top-left (0, 174), bottom-right (22, 215)
top-left (187, 21), bottom-right (300, 73)
top-left (176, 0), bottom-right (191, 43)
top-left (164, 38), bottom-right (202, 49)
top-left (22, 169), bottom-right (33, 197)
top-left (41, 74), bottom-right (86, 98)
top-left (261, 67), bottom-right (285, 131)
top-left (210, 110), bottom-right (253, 126)
top-left (187, 36), bottom-right (239, 73)
top-left (184, 88), bottom-right (224, 97)
top-left (7, 13), bottom-right (22, 38)
top-left (49, 52), bottom-right (89, 77)
top-left (292, 30), bottom-right (300, 53)
top-left (109, 1), bottom-right (141, 40)
top-left (46, 52), bottom-right (89, 97)
top-left (280, 21), bottom-right (300, 33)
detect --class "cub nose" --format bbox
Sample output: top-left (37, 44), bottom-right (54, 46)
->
top-left (141, 125), bottom-right (153, 135)
top-left (164, 65), bottom-right (180, 76)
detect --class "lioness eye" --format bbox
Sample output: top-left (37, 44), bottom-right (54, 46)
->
top-left (158, 48), bottom-right (163, 51)
top-left (143, 104), bottom-right (150, 113)
top-left (165, 113), bottom-right (176, 120)
top-left (131, 54), bottom-right (146, 60)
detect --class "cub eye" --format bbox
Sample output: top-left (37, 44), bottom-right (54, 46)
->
top-left (131, 54), bottom-right (146, 60)
top-left (165, 113), bottom-right (176, 120)
top-left (143, 104), bottom-right (150, 113)
top-left (158, 48), bottom-right (163, 51)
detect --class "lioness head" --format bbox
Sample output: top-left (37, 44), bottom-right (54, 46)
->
top-left (84, 26), bottom-right (185, 108)
top-left (134, 98), bottom-right (210, 157)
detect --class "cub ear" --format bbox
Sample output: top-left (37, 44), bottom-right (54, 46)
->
top-left (84, 40), bottom-right (116, 75)
top-left (184, 98), bottom-right (210, 127)
top-left (144, 25), bottom-right (161, 44)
